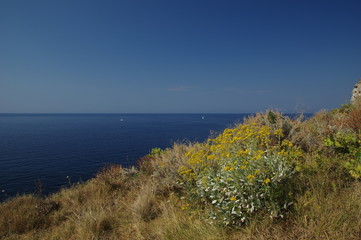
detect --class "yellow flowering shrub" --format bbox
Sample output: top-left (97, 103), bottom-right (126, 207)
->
top-left (179, 123), bottom-right (303, 225)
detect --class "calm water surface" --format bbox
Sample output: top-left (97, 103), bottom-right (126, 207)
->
top-left (0, 113), bottom-right (248, 201)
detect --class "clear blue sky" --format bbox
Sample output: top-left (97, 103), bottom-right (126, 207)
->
top-left (1, 0), bottom-right (360, 113)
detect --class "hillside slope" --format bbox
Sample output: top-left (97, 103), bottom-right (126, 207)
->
top-left (1, 101), bottom-right (360, 240)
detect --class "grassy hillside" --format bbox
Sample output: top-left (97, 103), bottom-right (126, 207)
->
top-left (1, 100), bottom-right (360, 240)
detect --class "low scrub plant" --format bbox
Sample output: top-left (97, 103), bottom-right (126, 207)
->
top-left (179, 122), bottom-right (303, 225)
top-left (324, 131), bottom-right (361, 179)
top-left (147, 147), bottom-right (166, 158)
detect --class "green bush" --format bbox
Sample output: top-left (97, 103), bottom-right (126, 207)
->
top-left (179, 123), bottom-right (303, 225)
top-left (148, 147), bottom-right (166, 158)
top-left (324, 132), bottom-right (361, 179)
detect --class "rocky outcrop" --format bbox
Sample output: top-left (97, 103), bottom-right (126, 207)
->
top-left (351, 79), bottom-right (361, 103)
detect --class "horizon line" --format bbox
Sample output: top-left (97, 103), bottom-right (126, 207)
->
top-left (0, 112), bottom-right (314, 115)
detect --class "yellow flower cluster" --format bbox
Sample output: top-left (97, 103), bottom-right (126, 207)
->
top-left (180, 123), bottom-right (302, 181)
top-left (263, 178), bottom-right (271, 184)
top-left (179, 121), bottom-right (301, 224)
top-left (275, 140), bottom-right (303, 160)
top-left (181, 203), bottom-right (190, 211)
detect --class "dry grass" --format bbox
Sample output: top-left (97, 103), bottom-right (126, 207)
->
top-left (0, 195), bottom-right (58, 237)
top-left (293, 181), bottom-right (361, 240)
top-left (228, 180), bottom-right (361, 240)
top-left (149, 198), bottom-right (227, 240)
top-left (345, 105), bottom-right (361, 132)
top-left (243, 110), bottom-right (304, 138)
top-left (296, 111), bottom-right (339, 151)
top-left (131, 181), bottom-right (160, 222)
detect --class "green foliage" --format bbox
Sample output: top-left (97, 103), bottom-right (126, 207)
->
top-left (195, 153), bottom-right (295, 225)
top-left (331, 103), bottom-right (353, 114)
top-left (324, 132), bottom-right (361, 179)
top-left (180, 123), bottom-right (303, 225)
top-left (147, 147), bottom-right (166, 158)
top-left (267, 110), bottom-right (277, 124)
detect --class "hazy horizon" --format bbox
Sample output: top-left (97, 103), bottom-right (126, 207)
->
top-left (0, 112), bottom-right (314, 115)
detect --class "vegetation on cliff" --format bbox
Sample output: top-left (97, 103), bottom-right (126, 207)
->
top-left (1, 100), bottom-right (360, 239)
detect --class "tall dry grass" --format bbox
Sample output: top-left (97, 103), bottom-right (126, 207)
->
top-left (345, 107), bottom-right (361, 132)
top-left (0, 195), bottom-right (58, 237)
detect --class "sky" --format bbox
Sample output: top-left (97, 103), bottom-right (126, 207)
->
top-left (1, 0), bottom-right (360, 113)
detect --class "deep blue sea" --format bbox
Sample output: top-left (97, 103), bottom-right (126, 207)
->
top-left (0, 113), bottom-right (249, 201)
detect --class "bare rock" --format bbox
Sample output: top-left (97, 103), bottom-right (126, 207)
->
top-left (351, 79), bottom-right (361, 103)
